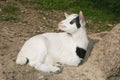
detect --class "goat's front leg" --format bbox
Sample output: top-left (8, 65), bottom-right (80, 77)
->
top-left (41, 56), bottom-right (62, 73)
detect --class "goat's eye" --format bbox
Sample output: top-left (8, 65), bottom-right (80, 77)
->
top-left (70, 21), bottom-right (74, 24)
top-left (70, 19), bottom-right (75, 24)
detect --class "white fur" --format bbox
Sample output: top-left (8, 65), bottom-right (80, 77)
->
top-left (16, 11), bottom-right (89, 73)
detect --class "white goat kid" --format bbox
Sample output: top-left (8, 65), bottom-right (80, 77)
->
top-left (16, 11), bottom-right (89, 73)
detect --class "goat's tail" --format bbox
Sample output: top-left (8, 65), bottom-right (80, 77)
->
top-left (16, 52), bottom-right (29, 65)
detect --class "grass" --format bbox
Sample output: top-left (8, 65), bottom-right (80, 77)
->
top-left (1, 0), bottom-right (119, 32)
top-left (18, 0), bottom-right (119, 33)
top-left (0, 3), bottom-right (20, 21)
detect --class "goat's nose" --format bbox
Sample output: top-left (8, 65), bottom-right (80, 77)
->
top-left (58, 22), bottom-right (63, 25)
top-left (58, 22), bottom-right (64, 27)
top-left (58, 22), bottom-right (65, 31)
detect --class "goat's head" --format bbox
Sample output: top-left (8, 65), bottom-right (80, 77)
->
top-left (58, 11), bottom-right (85, 33)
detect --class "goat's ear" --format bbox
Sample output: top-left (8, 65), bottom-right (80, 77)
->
top-left (79, 11), bottom-right (85, 24)
top-left (64, 12), bottom-right (69, 18)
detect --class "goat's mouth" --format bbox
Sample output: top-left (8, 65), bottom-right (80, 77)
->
top-left (57, 27), bottom-right (64, 32)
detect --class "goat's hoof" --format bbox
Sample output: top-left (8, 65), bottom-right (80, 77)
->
top-left (49, 67), bottom-right (62, 74)
top-left (54, 62), bottom-right (62, 67)
top-left (53, 69), bottom-right (61, 74)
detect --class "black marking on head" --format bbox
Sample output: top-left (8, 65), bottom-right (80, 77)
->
top-left (70, 16), bottom-right (81, 28)
top-left (76, 47), bottom-right (86, 59)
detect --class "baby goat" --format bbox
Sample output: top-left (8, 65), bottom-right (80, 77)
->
top-left (16, 11), bottom-right (89, 73)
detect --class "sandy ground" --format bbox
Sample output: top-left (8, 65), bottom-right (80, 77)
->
top-left (0, 5), bottom-right (65, 79)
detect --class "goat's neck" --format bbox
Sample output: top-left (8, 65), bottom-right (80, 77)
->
top-left (72, 27), bottom-right (87, 40)
top-left (71, 27), bottom-right (88, 49)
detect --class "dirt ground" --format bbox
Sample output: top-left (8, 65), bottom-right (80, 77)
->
top-left (0, 3), bottom-right (66, 79)
top-left (0, 1), bottom-right (120, 80)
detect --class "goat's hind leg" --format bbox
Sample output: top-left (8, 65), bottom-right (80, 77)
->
top-left (27, 54), bottom-right (61, 73)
